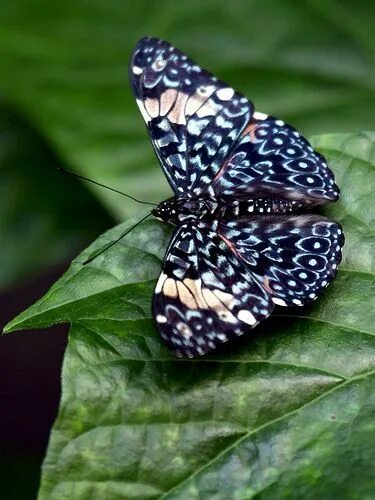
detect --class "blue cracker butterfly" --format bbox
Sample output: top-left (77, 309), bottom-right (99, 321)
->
top-left (130, 36), bottom-right (344, 358)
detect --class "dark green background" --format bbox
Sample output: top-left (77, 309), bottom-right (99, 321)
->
top-left (0, 1), bottom-right (374, 499)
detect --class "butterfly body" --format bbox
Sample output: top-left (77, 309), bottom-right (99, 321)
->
top-left (130, 37), bottom-right (344, 358)
top-left (153, 196), bottom-right (305, 225)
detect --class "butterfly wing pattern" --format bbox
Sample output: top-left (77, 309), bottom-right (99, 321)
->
top-left (130, 37), bottom-right (344, 358)
top-left (130, 37), bottom-right (252, 196)
top-left (210, 114), bottom-right (339, 204)
top-left (153, 221), bottom-right (273, 357)
top-left (218, 216), bottom-right (344, 307)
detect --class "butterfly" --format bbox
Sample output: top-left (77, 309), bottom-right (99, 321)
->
top-left (130, 36), bottom-right (344, 358)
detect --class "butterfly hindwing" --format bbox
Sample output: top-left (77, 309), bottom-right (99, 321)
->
top-left (130, 36), bottom-right (253, 196)
top-left (154, 216), bottom-right (343, 357)
top-left (218, 215), bottom-right (344, 307)
top-left (210, 114), bottom-right (339, 204)
top-left (153, 220), bottom-right (273, 357)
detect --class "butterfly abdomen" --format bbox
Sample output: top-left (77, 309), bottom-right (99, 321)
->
top-left (153, 196), bottom-right (305, 224)
top-left (219, 198), bottom-right (304, 218)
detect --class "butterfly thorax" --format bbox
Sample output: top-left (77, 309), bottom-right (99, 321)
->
top-left (152, 196), bottom-right (304, 224)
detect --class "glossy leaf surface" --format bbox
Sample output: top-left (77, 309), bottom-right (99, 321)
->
top-left (5, 133), bottom-right (375, 499)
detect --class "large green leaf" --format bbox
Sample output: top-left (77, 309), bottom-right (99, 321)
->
top-left (0, 105), bottom-right (113, 289)
top-left (0, 0), bottom-right (374, 219)
top-left (4, 132), bottom-right (375, 498)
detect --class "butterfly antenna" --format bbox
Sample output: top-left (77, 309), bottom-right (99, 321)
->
top-left (57, 167), bottom-right (157, 206)
top-left (82, 212), bottom-right (152, 265)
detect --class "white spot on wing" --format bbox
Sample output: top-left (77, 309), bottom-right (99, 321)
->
top-left (136, 99), bottom-right (151, 123)
top-left (238, 309), bottom-right (257, 325)
top-left (216, 87), bottom-right (235, 101)
top-left (155, 273), bottom-right (167, 293)
top-left (253, 111), bottom-right (268, 120)
top-left (217, 333), bottom-right (228, 342)
top-left (132, 66), bottom-right (143, 75)
top-left (272, 297), bottom-right (287, 307)
top-left (292, 299), bottom-right (303, 306)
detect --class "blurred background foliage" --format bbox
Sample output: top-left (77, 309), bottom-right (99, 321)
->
top-left (0, 0), bottom-right (374, 498)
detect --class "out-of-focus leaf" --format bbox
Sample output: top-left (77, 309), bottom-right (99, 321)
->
top-left (0, 0), bottom-right (374, 219)
top-left (4, 132), bottom-right (375, 499)
top-left (0, 106), bottom-right (113, 289)
top-left (311, 131), bottom-right (375, 273)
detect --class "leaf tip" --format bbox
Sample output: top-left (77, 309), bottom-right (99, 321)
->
top-left (2, 321), bottom-right (17, 334)
top-left (2, 313), bottom-right (29, 334)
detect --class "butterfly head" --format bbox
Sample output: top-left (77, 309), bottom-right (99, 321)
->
top-left (152, 197), bottom-right (179, 224)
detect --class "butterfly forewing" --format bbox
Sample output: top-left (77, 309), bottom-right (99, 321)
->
top-left (153, 221), bottom-right (273, 357)
top-left (210, 114), bottom-right (339, 204)
top-left (130, 36), bottom-right (253, 196)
